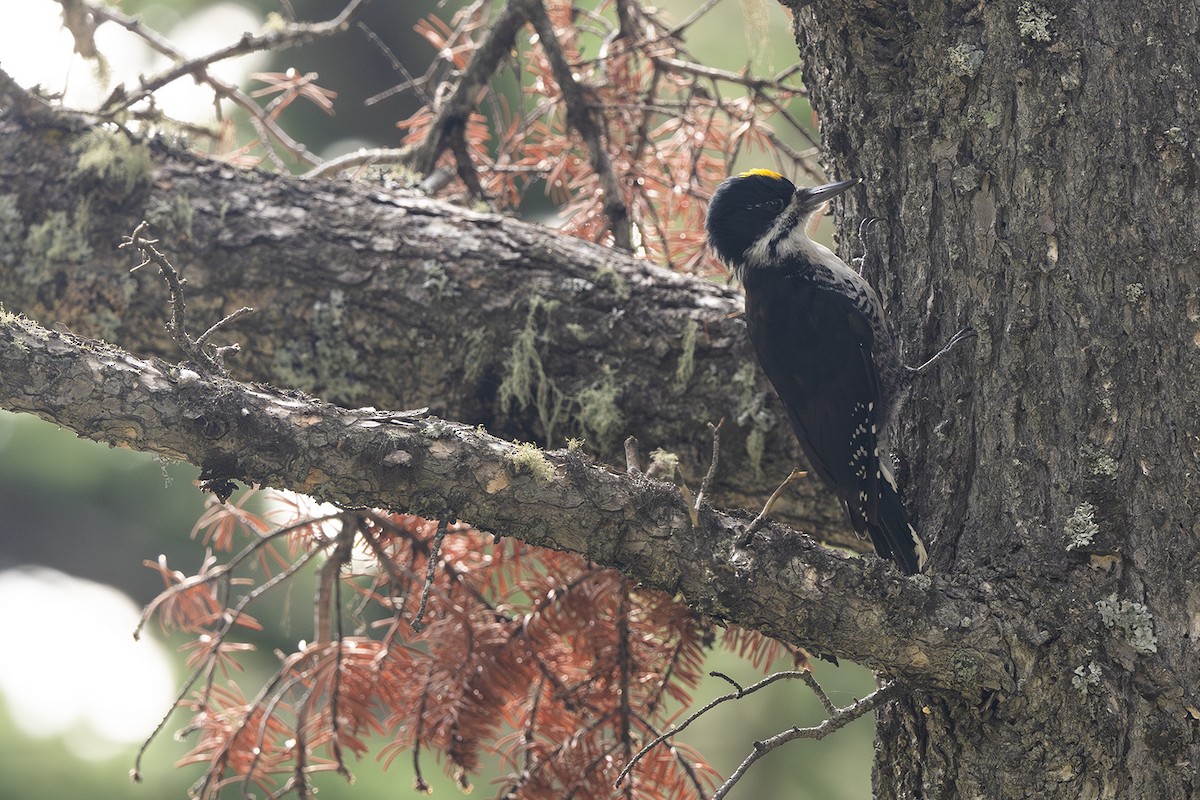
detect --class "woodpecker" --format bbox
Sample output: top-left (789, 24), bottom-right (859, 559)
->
top-left (705, 169), bottom-right (926, 574)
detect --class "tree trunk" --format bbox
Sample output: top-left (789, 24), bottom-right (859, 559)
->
top-left (789, 0), bottom-right (1200, 795)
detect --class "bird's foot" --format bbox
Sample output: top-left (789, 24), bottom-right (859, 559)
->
top-left (852, 217), bottom-right (884, 275)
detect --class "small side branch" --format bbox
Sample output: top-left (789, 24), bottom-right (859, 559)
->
top-left (738, 470), bottom-right (808, 547)
top-left (411, 518), bottom-right (450, 632)
top-left (315, 513), bottom-right (357, 644)
top-left (406, 0), bottom-right (531, 179)
top-left (120, 221), bottom-right (251, 374)
top-left (710, 682), bottom-right (900, 800)
top-left (616, 669), bottom-right (811, 787)
top-left (302, 146), bottom-right (411, 180)
top-left (97, 0), bottom-right (368, 114)
top-left (693, 418), bottom-right (724, 511)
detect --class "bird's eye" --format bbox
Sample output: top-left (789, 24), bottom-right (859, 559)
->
top-left (748, 198), bottom-right (786, 213)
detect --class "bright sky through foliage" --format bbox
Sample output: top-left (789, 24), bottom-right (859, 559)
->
top-left (0, 0), bottom-right (264, 122)
top-left (0, 568), bottom-right (175, 759)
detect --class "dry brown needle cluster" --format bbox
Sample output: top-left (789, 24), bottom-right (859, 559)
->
top-left (134, 491), bottom-right (804, 799)
top-left (394, 0), bottom-right (817, 271)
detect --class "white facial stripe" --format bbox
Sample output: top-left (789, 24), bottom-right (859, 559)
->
top-left (745, 201), bottom-right (801, 266)
top-left (775, 225), bottom-right (845, 272)
top-left (745, 194), bottom-right (846, 272)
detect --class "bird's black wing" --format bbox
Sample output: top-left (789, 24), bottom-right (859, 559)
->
top-left (744, 269), bottom-right (924, 573)
top-left (744, 270), bottom-right (882, 497)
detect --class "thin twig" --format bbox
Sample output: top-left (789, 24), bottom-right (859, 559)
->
top-left (737, 470), bottom-right (808, 546)
top-left (658, 0), bottom-right (723, 40)
top-left (315, 514), bottom-right (357, 644)
top-left (652, 54), bottom-right (807, 96)
top-left (155, 547), bottom-right (322, 797)
top-left (301, 146), bottom-right (411, 179)
top-left (133, 513), bottom-right (343, 640)
top-left (291, 678), bottom-right (319, 800)
top-left (760, 92), bottom-right (822, 152)
top-left (709, 670), bottom-right (743, 692)
top-left (120, 222), bottom-right (252, 374)
top-left (328, 525), bottom-right (354, 782)
top-left (616, 582), bottom-right (635, 800)
top-left (75, 0), bottom-right (341, 166)
top-left (194, 307), bottom-right (254, 348)
top-left (356, 513), bottom-right (414, 591)
top-left (242, 670), bottom-right (308, 795)
top-left (411, 661), bottom-right (435, 793)
top-left (693, 418), bottom-right (724, 511)
top-left (356, 21), bottom-right (434, 105)
top-left (630, 710), bottom-right (710, 799)
top-left (407, 0), bottom-right (529, 177)
top-left (121, 221), bottom-right (201, 365)
top-left (616, 670), bottom-right (811, 787)
top-left (100, 0), bottom-right (369, 114)
top-left (411, 518), bottom-right (449, 632)
top-left (710, 683), bottom-right (901, 800)
top-left (526, 0), bottom-right (632, 250)
top-left (131, 568), bottom-right (233, 783)
top-left (799, 669), bottom-right (837, 717)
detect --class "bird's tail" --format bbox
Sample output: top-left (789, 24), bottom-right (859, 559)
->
top-left (866, 461), bottom-right (927, 575)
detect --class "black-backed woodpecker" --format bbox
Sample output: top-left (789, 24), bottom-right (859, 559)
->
top-left (705, 169), bottom-right (926, 575)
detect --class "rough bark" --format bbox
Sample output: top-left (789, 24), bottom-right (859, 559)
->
top-left (0, 99), bottom-right (857, 546)
top-left (0, 310), bottom-right (1014, 694)
top-left (786, 0), bottom-right (1200, 796)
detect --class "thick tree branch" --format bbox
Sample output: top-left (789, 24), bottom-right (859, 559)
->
top-left (0, 310), bottom-right (1014, 695)
top-left (0, 107), bottom-right (875, 547)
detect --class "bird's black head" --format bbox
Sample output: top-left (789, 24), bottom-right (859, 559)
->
top-left (705, 169), bottom-right (796, 270)
top-left (706, 170), bottom-right (861, 275)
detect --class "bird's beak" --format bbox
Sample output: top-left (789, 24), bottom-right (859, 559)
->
top-left (798, 177), bottom-right (861, 206)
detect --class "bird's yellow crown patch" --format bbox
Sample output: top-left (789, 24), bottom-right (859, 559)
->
top-left (738, 168), bottom-right (785, 180)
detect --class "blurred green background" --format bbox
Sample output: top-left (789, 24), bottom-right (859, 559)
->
top-left (0, 1), bottom-right (875, 798)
